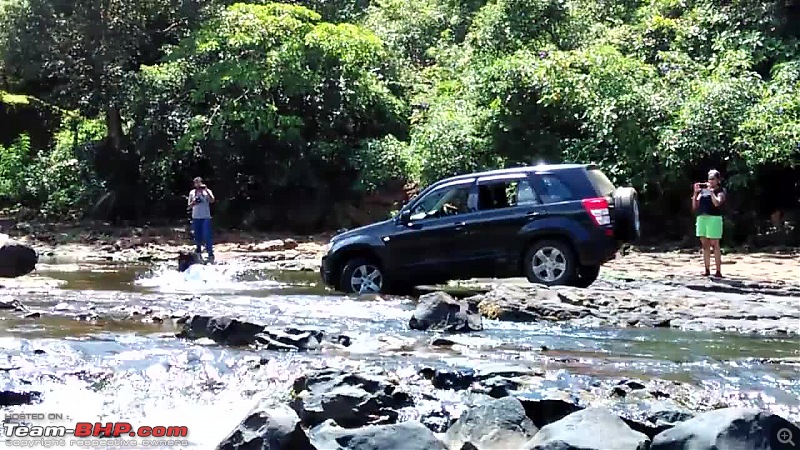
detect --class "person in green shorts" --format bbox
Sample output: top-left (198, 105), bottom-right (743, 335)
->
top-left (692, 169), bottom-right (726, 277)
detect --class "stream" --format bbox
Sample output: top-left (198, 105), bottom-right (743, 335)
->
top-left (1, 261), bottom-right (799, 448)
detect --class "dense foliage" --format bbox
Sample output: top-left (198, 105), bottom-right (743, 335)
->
top-left (0, 0), bottom-right (798, 241)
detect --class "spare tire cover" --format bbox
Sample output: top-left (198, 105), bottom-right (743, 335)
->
top-left (613, 187), bottom-right (640, 242)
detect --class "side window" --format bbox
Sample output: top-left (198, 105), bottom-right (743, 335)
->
top-left (515, 179), bottom-right (539, 205)
top-left (538, 175), bottom-right (575, 203)
top-left (410, 185), bottom-right (473, 220)
top-left (477, 179), bottom-right (540, 210)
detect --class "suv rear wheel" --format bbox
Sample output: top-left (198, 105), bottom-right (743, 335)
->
top-left (571, 265), bottom-right (600, 288)
top-left (340, 257), bottom-right (385, 294)
top-left (523, 240), bottom-right (577, 286)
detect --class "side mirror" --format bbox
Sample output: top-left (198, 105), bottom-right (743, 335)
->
top-left (398, 209), bottom-right (411, 225)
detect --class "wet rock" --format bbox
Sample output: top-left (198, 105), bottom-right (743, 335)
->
top-left (446, 397), bottom-right (538, 450)
top-left (0, 298), bottom-right (28, 312)
top-left (646, 404), bottom-right (694, 426)
top-left (256, 328), bottom-right (324, 351)
top-left (409, 292), bottom-right (483, 333)
top-left (516, 390), bottom-right (584, 429)
top-left (217, 403), bottom-right (316, 450)
top-left (651, 407), bottom-right (800, 450)
top-left (475, 377), bottom-right (520, 398)
top-left (419, 368), bottom-right (476, 390)
top-left (177, 315), bottom-right (325, 351)
top-left (474, 362), bottom-right (543, 379)
top-left (310, 419), bottom-right (447, 450)
top-left (473, 285), bottom-right (591, 322)
top-left (0, 234), bottom-right (37, 278)
top-left (418, 406), bottom-right (456, 433)
top-left (524, 407), bottom-right (650, 450)
top-left (177, 315), bottom-right (264, 346)
top-left (290, 369), bottom-right (413, 429)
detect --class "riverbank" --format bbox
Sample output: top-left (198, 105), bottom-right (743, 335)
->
top-left (7, 221), bottom-right (800, 282)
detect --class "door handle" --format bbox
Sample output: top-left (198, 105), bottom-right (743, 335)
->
top-left (453, 221), bottom-right (467, 230)
top-left (526, 211), bottom-right (542, 217)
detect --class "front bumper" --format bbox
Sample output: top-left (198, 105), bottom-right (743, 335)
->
top-left (320, 255), bottom-right (335, 287)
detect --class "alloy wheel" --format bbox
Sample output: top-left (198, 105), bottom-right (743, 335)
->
top-left (531, 247), bottom-right (567, 282)
top-left (349, 264), bottom-right (383, 294)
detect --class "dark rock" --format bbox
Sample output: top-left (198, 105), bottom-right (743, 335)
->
top-left (177, 315), bottom-right (264, 346)
top-left (0, 235), bottom-right (37, 278)
top-left (419, 406), bottom-right (456, 433)
top-left (177, 250), bottom-right (204, 272)
top-left (255, 328), bottom-right (323, 351)
top-left (336, 335), bottom-right (352, 347)
top-left (310, 419), bottom-right (448, 450)
top-left (651, 407), bottom-right (800, 450)
top-left (177, 315), bottom-right (325, 351)
top-left (430, 368), bottom-right (476, 390)
top-left (646, 406), bottom-right (694, 426)
top-left (516, 390), bottom-right (584, 429)
top-left (0, 389), bottom-right (41, 406)
top-left (446, 396), bottom-right (538, 450)
top-left (290, 369), bottom-right (413, 429)
top-left (0, 299), bottom-right (27, 312)
top-left (476, 377), bottom-right (520, 399)
top-left (217, 404), bottom-right (316, 450)
top-left (524, 407), bottom-right (650, 450)
top-left (409, 292), bottom-right (483, 333)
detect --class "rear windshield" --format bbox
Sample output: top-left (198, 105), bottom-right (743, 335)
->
top-left (586, 169), bottom-right (616, 196)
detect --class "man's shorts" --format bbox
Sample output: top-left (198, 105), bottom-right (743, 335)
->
top-left (696, 215), bottom-right (723, 240)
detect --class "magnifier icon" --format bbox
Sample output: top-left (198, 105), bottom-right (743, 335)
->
top-left (778, 428), bottom-right (795, 446)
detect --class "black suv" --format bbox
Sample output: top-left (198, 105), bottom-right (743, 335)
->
top-left (320, 164), bottom-right (640, 294)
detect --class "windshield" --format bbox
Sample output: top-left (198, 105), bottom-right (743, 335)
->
top-left (586, 169), bottom-right (616, 196)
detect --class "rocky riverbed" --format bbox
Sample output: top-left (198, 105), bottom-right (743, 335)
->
top-left (0, 223), bottom-right (798, 449)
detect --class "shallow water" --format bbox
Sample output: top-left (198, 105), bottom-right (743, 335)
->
top-left (1, 261), bottom-right (799, 449)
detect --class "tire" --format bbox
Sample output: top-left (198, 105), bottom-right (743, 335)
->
top-left (571, 265), bottom-right (600, 288)
top-left (613, 187), bottom-right (641, 243)
top-left (523, 240), bottom-right (578, 286)
top-left (339, 257), bottom-right (386, 294)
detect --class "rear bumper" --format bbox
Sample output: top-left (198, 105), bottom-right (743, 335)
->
top-left (577, 231), bottom-right (620, 266)
top-left (320, 255), bottom-right (335, 287)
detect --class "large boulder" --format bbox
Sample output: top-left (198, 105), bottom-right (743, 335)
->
top-left (217, 403), bottom-right (316, 450)
top-left (524, 407), bottom-right (650, 450)
top-left (310, 419), bottom-right (448, 450)
top-left (650, 407), bottom-right (800, 450)
top-left (409, 292), bottom-right (483, 333)
top-left (290, 369), bottom-right (413, 429)
top-left (0, 234), bottom-right (37, 278)
top-left (446, 396), bottom-right (539, 450)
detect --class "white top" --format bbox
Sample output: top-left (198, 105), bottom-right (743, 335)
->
top-left (189, 188), bottom-right (213, 219)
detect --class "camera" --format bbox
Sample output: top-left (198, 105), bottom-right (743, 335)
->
top-left (698, 182), bottom-right (708, 188)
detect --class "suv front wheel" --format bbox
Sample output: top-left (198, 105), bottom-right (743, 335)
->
top-left (339, 257), bottom-right (385, 294)
top-left (523, 240), bottom-right (577, 286)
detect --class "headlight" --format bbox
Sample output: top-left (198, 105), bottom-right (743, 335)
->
top-left (323, 241), bottom-right (333, 253)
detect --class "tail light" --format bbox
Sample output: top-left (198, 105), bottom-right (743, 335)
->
top-left (582, 197), bottom-right (611, 227)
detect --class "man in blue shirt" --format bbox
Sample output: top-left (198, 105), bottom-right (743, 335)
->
top-left (188, 177), bottom-right (216, 263)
